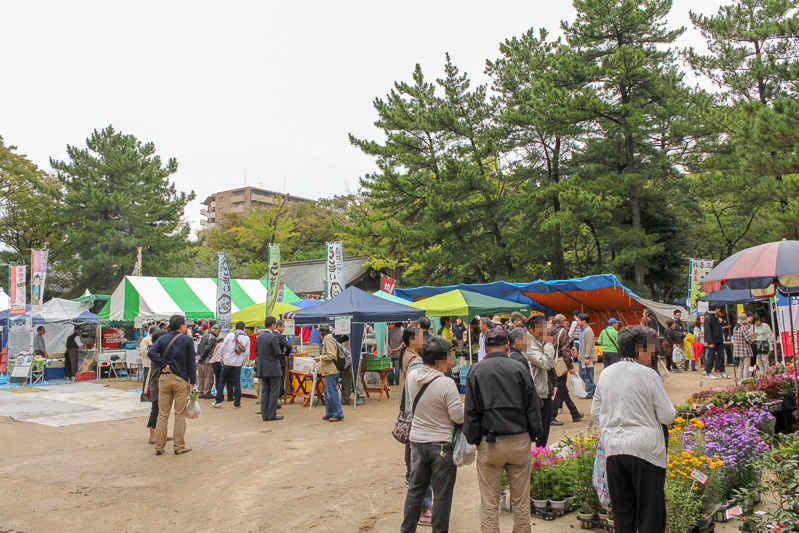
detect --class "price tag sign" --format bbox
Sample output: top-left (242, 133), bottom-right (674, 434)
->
top-left (334, 316), bottom-right (351, 336)
top-left (690, 468), bottom-right (709, 485)
top-left (726, 506), bottom-right (742, 519)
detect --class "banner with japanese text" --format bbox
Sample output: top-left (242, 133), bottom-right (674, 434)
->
top-left (325, 242), bottom-right (344, 300)
top-left (216, 253), bottom-right (232, 331)
top-left (265, 244), bottom-right (281, 319)
top-left (380, 274), bottom-right (397, 294)
top-left (9, 265), bottom-right (26, 314)
top-left (30, 249), bottom-right (49, 310)
top-left (688, 259), bottom-right (714, 310)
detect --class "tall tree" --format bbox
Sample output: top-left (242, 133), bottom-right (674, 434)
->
top-left (51, 126), bottom-right (194, 294)
top-left (562, 0), bottom-right (687, 290)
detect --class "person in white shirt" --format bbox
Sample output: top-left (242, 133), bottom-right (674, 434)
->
top-left (211, 321), bottom-right (251, 408)
top-left (591, 325), bottom-right (675, 533)
top-left (477, 317), bottom-right (491, 361)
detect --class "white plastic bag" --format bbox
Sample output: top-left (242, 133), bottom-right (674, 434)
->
top-left (452, 430), bottom-right (476, 467)
top-left (186, 395), bottom-right (202, 420)
top-left (672, 346), bottom-right (687, 365)
top-left (570, 373), bottom-right (588, 399)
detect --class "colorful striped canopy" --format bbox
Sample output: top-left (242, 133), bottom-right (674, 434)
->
top-left (231, 302), bottom-right (300, 327)
top-left (98, 276), bottom-right (287, 321)
top-left (408, 289), bottom-right (530, 319)
top-left (701, 240), bottom-right (799, 292)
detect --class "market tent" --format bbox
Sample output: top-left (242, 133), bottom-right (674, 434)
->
top-left (373, 290), bottom-right (413, 305)
top-left (395, 281), bottom-right (552, 314)
top-left (281, 285), bottom-right (301, 304)
top-left (2, 299), bottom-right (98, 353)
top-left (98, 276), bottom-right (283, 321)
top-left (408, 289), bottom-right (530, 319)
top-left (231, 302), bottom-right (301, 327)
top-left (698, 286), bottom-right (769, 305)
top-left (72, 289), bottom-right (111, 314)
top-left (0, 288), bottom-right (7, 313)
top-left (292, 299), bottom-right (324, 309)
top-left (288, 287), bottom-right (426, 398)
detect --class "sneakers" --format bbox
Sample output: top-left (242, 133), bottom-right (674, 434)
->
top-left (211, 401), bottom-right (222, 408)
top-left (721, 373), bottom-right (729, 379)
top-left (708, 374), bottom-right (718, 380)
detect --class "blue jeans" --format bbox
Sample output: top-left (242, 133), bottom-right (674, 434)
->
top-left (324, 374), bottom-right (343, 418)
top-left (579, 363), bottom-right (596, 396)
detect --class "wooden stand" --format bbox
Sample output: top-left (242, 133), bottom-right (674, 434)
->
top-left (360, 367), bottom-right (391, 401)
top-left (288, 369), bottom-right (325, 407)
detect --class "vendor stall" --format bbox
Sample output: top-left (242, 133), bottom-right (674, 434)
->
top-left (287, 287), bottom-right (425, 407)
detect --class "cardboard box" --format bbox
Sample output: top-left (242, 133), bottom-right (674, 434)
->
top-left (292, 356), bottom-right (315, 374)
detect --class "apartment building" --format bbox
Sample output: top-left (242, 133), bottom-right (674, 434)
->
top-left (200, 187), bottom-right (313, 229)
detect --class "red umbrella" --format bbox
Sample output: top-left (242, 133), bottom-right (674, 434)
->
top-left (701, 240), bottom-right (799, 397)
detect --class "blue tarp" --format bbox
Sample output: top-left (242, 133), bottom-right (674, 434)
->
top-left (698, 286), bottom-right (768, 305)
top-left (511, 274), bottom-right (642, 299)
top-left (0, 307), bottom-right (98, 325)
top-left (394, 281), bottom-right (553, 314)
top-left (287, 287), bottom-right (426, 398)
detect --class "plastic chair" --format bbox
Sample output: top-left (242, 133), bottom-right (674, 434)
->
top-left (30, 358), bottom-right (46, 385)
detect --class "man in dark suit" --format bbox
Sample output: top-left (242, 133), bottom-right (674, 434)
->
top-left (255, 316), bottom-right (283, 421)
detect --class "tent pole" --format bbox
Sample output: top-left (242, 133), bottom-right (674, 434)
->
top-left (788, 288), bottom-right (797, 399)
top-left (469, 329), bottom-right (473, 366)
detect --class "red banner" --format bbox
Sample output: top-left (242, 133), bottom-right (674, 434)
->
top-left (381, 275), bottom-right (397, 295)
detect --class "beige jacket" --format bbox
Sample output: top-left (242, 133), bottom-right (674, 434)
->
top-left (139, 335), bottom-right (153, 369)
top-left (319, 334), bottom-right (339, 376)
top-left (580, 326), bottom-right (597, 367)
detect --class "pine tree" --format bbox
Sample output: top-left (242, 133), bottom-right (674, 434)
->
top-left (51, 126), bottom-right (194, 293)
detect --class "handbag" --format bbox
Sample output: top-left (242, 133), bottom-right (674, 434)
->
top-left (392, 376), bottom-right (440, 444)
top-left (142, 334), bottom-right (180, 402)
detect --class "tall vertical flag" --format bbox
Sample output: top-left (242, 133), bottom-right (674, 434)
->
top-left (777, 293), bottom-right (799, 359)
top-left (30, 250), bottom-right (49, 310)
top-left (216, 253), bottom-right (232, 331)
top-left (132, 247), bottom-right (143, 276)
top-left (688, 259), bottom-right (715, 310)
top-left (325, 242), bottom-right (344, 300)
top-left (9, 265), bottom-right (26, 315)
top-left (265, 244), bottom-right (281, 319)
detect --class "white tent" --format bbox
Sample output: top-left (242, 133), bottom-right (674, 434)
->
top-left (0, 288), bottom-right (7, 313)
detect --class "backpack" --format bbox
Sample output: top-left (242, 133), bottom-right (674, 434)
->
top-left (333, 340), bottom-right (350, 371)
top-left (233, 332), bottom-right (246, 355)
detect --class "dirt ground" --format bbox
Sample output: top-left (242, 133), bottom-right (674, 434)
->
top-left (0, 365), bottom-right (748, 533)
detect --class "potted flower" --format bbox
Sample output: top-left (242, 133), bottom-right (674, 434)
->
top-left (548, 457), bottom-right (568, 510)
top-left (530, 446), bottom-right (552, 510)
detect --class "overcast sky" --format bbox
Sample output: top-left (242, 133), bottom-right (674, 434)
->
top-left (1, 0), bottom-right (725, 233)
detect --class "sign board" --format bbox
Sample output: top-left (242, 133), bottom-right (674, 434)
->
top-left (688, 259), bottom-right (715, 311)
top-left (334, 316), bottom-right (351, 336)
top-left (697, 301), bottom-right (709, 314)
top-left (9, 265), bottom-right (26, 314)
top-left (284, 318), bottom-right (295, 331)
top-left (380, 274), bottom-right (397, 295)
top-left (690, 468), bottom-right (709, 485)
top-left (10, 355), bottom-right (33, 384)
top-left (216, 253), bottom-right (232, 331)
top-left (325, 242), bottom-right (344, 300)
top-left (776, 293), bottom-right (799, 357)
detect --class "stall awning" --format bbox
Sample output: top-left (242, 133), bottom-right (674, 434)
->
top-left (98, 276), bottom-right (299, 322)
top-left (408, 289), bottom-right (530, 319)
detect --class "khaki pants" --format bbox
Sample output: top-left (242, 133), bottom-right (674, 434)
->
top-left (476, 433), bottom-right (532, 533)
top-left (197, 363), bottom-right (214, 396)
top-left (156, 373), bottom-right (190, 453)
top-left (736, 356), bottom-right (751, 384)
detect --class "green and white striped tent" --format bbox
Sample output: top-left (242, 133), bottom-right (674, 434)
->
top-left (98, 276), bottom-right (298, 321)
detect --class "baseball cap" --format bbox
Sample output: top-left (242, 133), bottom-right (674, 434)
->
top-left (607, 318), bottom-right (620, 325)
top-left (485, 327), bottom-right (509, 347)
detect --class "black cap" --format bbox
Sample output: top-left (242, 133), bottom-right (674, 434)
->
top-left (485, 327), bottom-right (509, 347)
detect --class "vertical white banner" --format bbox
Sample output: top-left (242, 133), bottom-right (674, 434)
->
top-left (9, 265), bottom-right (26, 314)
top-left (777, 293), bottom-right (799, 358)
top-left (689, 259), bottom-right (714, 310)
top-left (216, 253), bottom-right (232, 331)
top-left (265, 244), bottom-right (281, 319)
top-left (30, 250), bottom-right (49, 310)
top-left (325, 242), bottom-right (344, 300)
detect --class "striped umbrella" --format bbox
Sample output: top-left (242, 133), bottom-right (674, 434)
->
top-left (701, 240), bottom-right (799, 396)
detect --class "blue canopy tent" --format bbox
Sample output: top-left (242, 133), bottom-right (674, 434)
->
top-left (395, 281), bottom-right (553, 315)
top-left (698, 286), bottom-right (769, 305)
top-left (287, 287), bottom-right (426, 407)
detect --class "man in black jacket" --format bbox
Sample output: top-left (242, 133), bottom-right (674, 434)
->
top-left (148, 314), bottom-right (197, 455)
top-left (464, 328), bottom-right (542, 533)
top-left (196, 325), bottom-right (219, 398)
top-left (704, 304), bottom-right (727, 379)
top-left (254, 316), bottom-right (283, 421)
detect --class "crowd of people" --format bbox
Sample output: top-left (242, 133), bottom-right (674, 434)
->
top-left (136, 302), bottom-right (778, 532)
